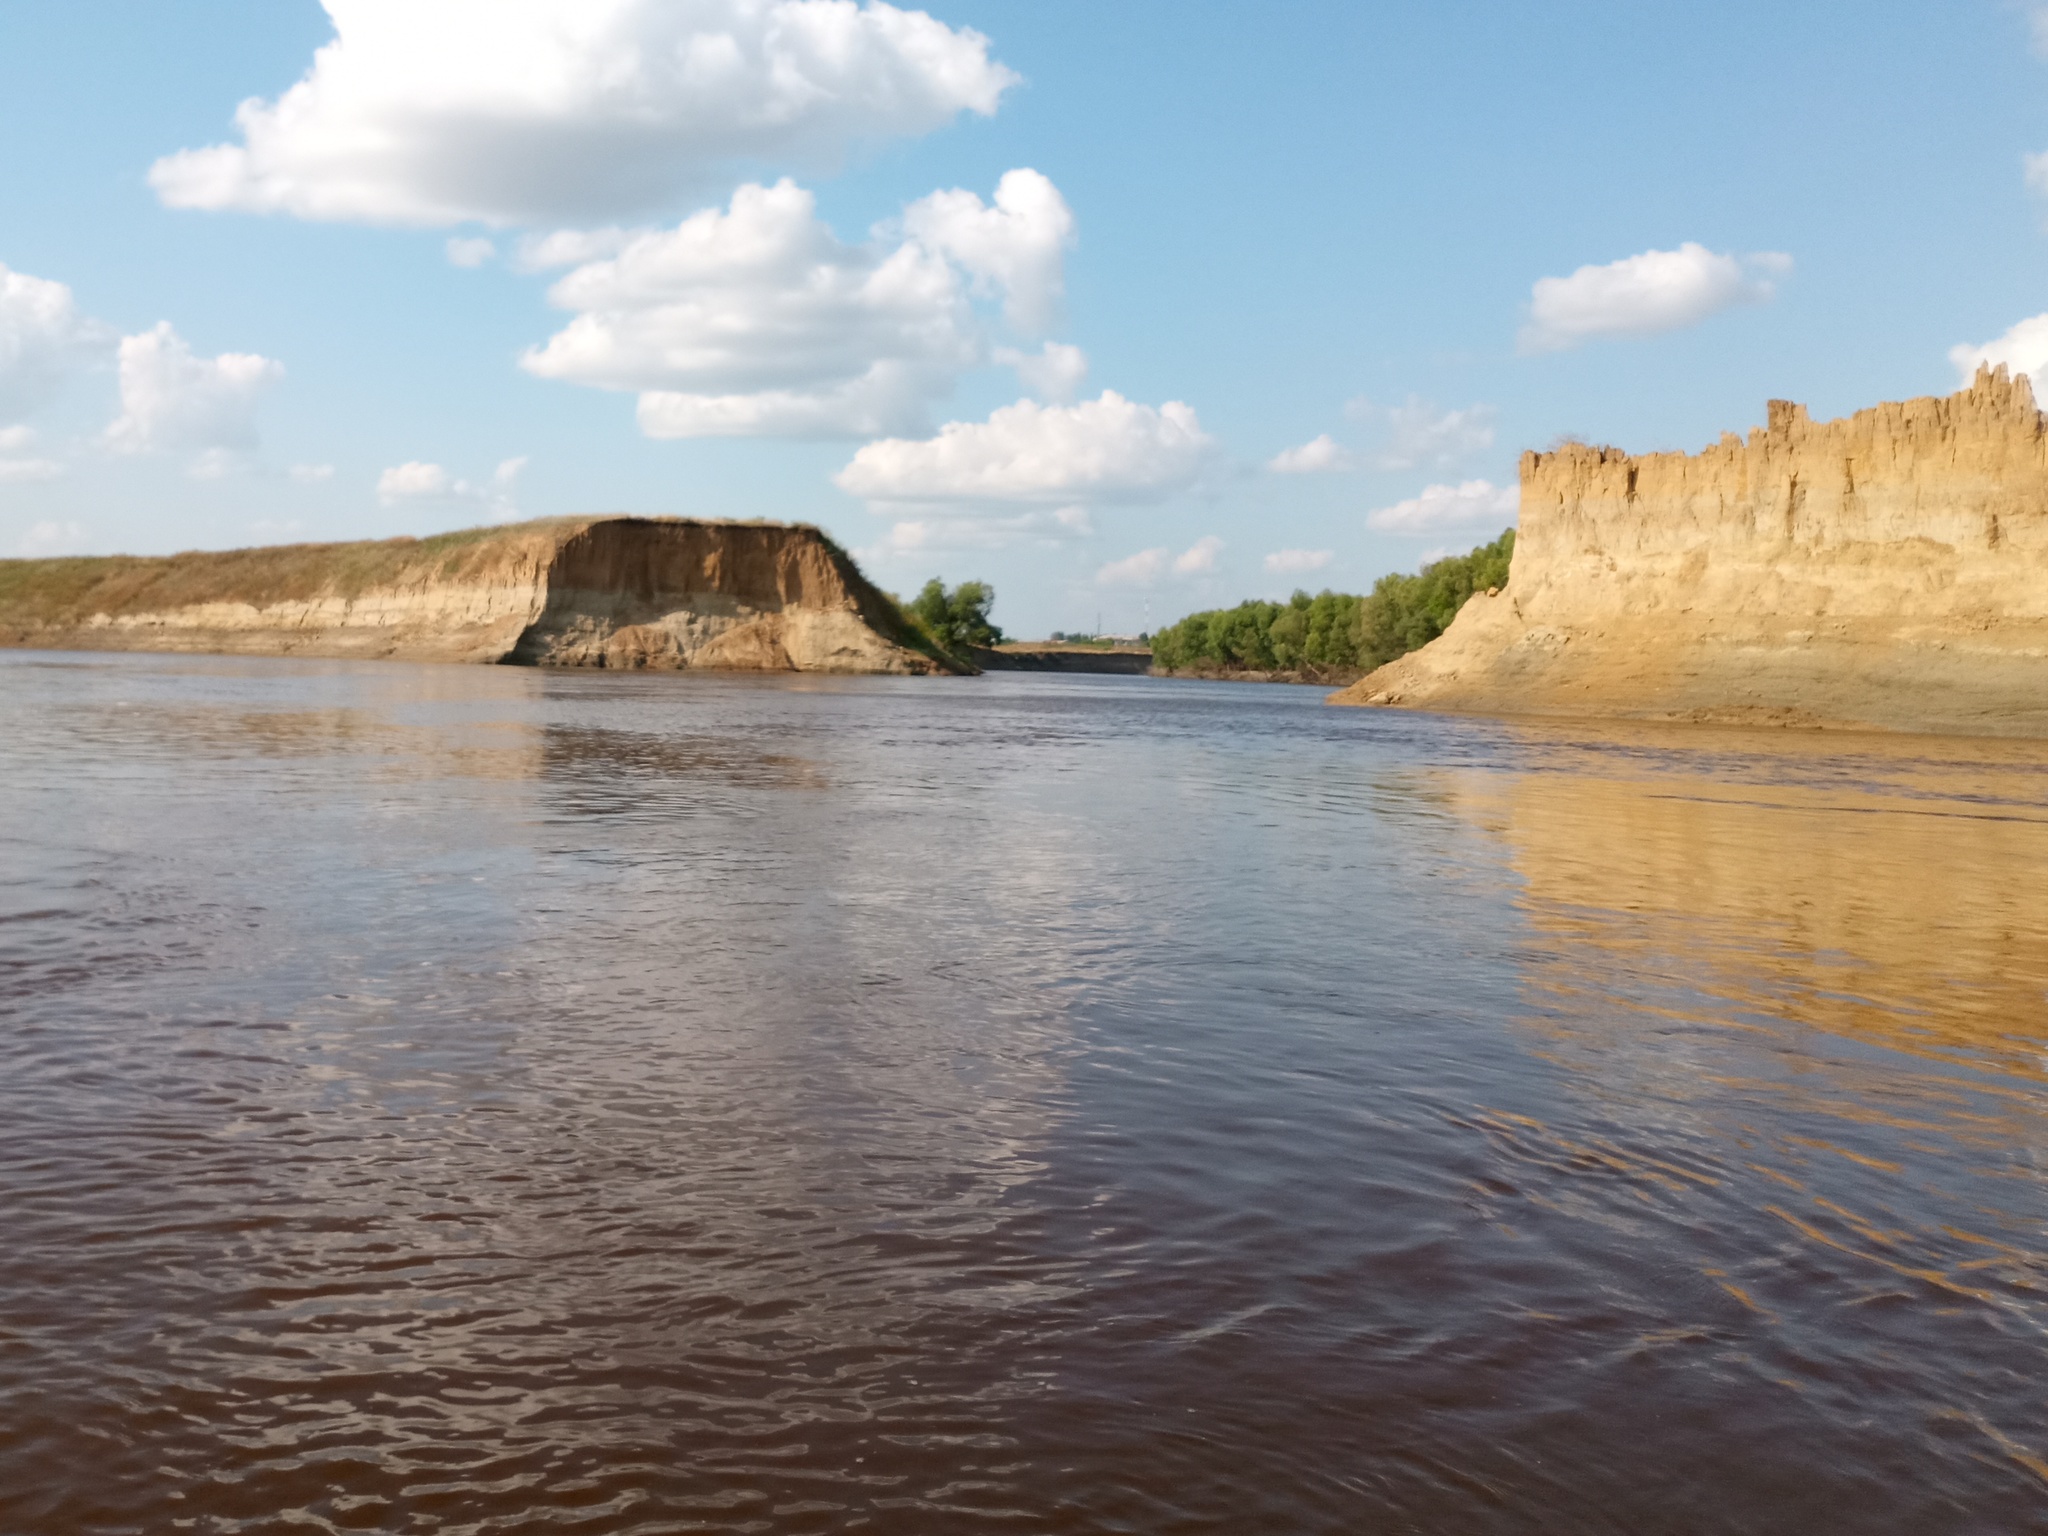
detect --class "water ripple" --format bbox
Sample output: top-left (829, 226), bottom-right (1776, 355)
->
top-left (2, 655), bottom-right (2047, 1531)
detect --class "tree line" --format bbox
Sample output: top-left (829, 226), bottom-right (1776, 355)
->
top-left (1148, 529), bottom-right (1515, 677)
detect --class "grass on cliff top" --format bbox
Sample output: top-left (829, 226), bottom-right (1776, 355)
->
top-left (0, 515), bottom-right (857, 624)
top-left (0, 521), bottom-right (581, 623)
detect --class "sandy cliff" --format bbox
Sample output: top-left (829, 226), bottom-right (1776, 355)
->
top-left (1331, 366), bottom-right (2048, 735)
top-left (0, 516), bottom-right (958, 674)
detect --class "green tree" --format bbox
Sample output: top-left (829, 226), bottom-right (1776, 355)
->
top-left (906, 578), bottom-right (1004, 653)
top-left (1148, 527), bottom-right (1514, 676)
top-left (1352, 528), bottom-right (1515, 668)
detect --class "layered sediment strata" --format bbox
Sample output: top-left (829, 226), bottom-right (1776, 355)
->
top-left (1331, 367), bottom-right (2048, 735)
top-left (0, 516), bottom-right (958, 674)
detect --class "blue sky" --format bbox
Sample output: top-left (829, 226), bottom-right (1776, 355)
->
top-left (4, 1), bottom-right (2048, 636)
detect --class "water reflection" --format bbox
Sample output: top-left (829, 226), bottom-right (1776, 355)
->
top-left (539, 724), bottom-right (828, 798)
top-left (1473, 722), bottom-right (2048, 1070)
top-left (0, 655), bottom-right (1105, 1531)
top-left (10, 655), bottom-right (2048, 1532)
top-left (1440, 722), bottom-right (2048, 1508)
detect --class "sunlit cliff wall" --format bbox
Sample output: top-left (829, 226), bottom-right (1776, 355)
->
top-left (1331, 367), bottom-right (2048, 735)
top-left (0, 516), bottom-right (956, 675)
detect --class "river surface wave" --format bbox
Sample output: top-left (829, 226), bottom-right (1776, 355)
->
top-left (4, 652), bottom-right (2047, 1534)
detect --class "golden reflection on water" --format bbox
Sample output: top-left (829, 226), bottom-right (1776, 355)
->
top-left (1445, 720), bottom-right (2048, 1458)
top-left (1464, 721), bottom-right (2048, 1076)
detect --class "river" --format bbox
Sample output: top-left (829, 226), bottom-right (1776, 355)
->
top-left (3, 650), bottom-right (2046, 1533)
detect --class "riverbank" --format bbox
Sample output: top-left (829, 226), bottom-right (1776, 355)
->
top-left (0, 516), bottom-right (961, 675)
top-left (971, 643), bottom-right (1153, 675)
top-left (1152, 662), bottom-right (1365, 686)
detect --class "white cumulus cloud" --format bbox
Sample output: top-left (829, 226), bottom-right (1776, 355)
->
top-left (445, 236), bottom-right (496, 268)
top-left (522, 173), bottom-right (1072, 439)
top-left (1347, 396), bottom-right (1496, 470)
top-left (1095, 547), bottom-right (1167, 587)
top-left (2025, 151), bottom-right (2048, 201)
top-left (2, 265), bottom-right (277, 481)
top-left (995, 340), bottom-right (1088, 403)
top-left (105, 323), bottom-right (284, 455)
top-left (903, 168), bottom-right (1074, 333)
top-left (377, 455), bottom-right (527, 517)
top-left (1264, 547), bottom-right (1332, 575)
top-left (0, 262), bottom-right (102, 424)
top-left (1367, 478), bottom-right (1518, 534)
top-left (1949, 314), bottom-right (2048, 385)
top-left (859, 504), bottom-right (1092, 558)
top-left (1520, 244), bottom-right (1790, 354)
top-left (836, 390), bottom-right (1216, 507)
top-left (1095, 537), bottom-right (1222, 588)
top-left (148, 0), bottom-right (1018, 228)
top-left (1267, 434), bottom-right (1353, 474)
top-left (514, 227), bottom-right (632, 271)
top-left (378, 461), bottom-right (456, 500)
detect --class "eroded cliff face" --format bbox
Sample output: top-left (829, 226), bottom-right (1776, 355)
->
top-left (1330, 367), bottom-right (2048, 735)
top-left (0, 516), bottom-right (957, 675)
top-left (509, 518), bottom-right (936, 671)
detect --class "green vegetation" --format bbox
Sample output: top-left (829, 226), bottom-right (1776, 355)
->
top-left (902, 578), bottom-right (1004, 656)
top-left (1149, 528), bottom-right (1515, 676)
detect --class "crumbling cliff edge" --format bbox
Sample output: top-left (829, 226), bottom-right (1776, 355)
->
top-left (1329, 367), bottom-right (2048, 736)
top-left (0, 516), bottom-right (962, 674)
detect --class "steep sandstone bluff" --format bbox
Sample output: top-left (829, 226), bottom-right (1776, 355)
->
top-left (0, 516), bottom-right (960, 674)
top-left (1330, 366), bottom-right (2048, 735)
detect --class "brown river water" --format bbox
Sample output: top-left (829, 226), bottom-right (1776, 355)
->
top-left (3, 650), bottom-right (2047, 1534)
